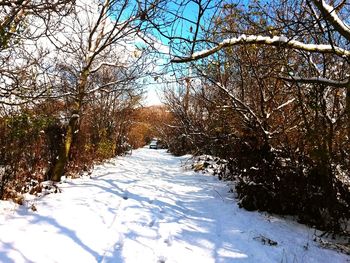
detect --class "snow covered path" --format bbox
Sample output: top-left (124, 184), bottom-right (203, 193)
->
top-left (0, 148), bottom-right (349, 263)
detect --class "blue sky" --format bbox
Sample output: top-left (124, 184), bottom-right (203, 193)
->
top-left (115, 0), bottom-right (256, 105)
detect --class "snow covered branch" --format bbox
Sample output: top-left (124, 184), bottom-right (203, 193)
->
top-left (276, 98), bottom-right (296, 111)
top-left (312, 0), bottom-right (350, 41)
top-left (86, 78), bottom-right (134, 94)
top-left (171, 35), bottom-right (350, 63)
top-left (280, 76), bottom-right (350, 88)
top-left (90, 61), bottom-right (128, 74)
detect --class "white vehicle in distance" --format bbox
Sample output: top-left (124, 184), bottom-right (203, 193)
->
top-left (149, 139), bottom-right (158, 149)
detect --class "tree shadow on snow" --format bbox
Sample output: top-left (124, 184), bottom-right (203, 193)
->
top-left (19, 211), bottom-right (102, 261)
top-left (87, 173), bottom-right (249, 262)
top-left (0, 241), bottom-right (31, 263)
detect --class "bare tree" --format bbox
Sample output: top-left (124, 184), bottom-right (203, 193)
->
top-left (171, 0), bottom-right (350, 134)
top-left (0, 0), bottom-right (75, 107)
top-left (46, 0), bottom-right (164, 181)
top-left (0, 0), bottom-right (75, 50)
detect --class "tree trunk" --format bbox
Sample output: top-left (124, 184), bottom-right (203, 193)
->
top-left (346, 85), bottom-right (350, 139)
top-left (50, 68), bottom-right (89, 181)
top-left (51, 113), bottom-right (79, 182)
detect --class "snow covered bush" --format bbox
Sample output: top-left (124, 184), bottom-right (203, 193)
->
top-left (183, 135), bottom-right (350, 232)
top-left (186, 155), bottom-right (229, 179)
top-left (232, 146), bottom-right (350, 232)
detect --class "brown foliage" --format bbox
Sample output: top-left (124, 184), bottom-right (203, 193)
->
top-left (128, 106), bottom-right (173, 148)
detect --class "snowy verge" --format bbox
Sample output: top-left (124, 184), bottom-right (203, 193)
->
top-left (186, 154), bottom-right (350, 256)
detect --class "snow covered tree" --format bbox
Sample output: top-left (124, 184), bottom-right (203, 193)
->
top-left (166, 0), bottom-right (350, 231)
top-left (172, 0), bottom-right (350, 138)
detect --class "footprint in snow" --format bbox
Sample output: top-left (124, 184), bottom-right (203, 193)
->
top-left (122, 190), bottom-right (128, 200)
top-left (148, 218), bottom-right (156, 227)
top-left (157, 256), bottom-right (167, 263)
top-left (164, 235), bottom-right (173, 246)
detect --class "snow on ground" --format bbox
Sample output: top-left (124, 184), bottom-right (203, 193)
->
top-left (0, 148), bottom-right (349, 263)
